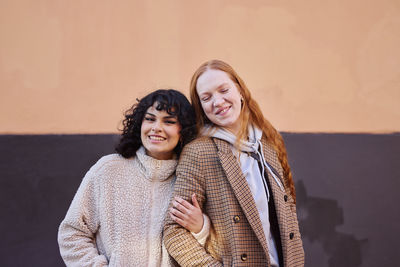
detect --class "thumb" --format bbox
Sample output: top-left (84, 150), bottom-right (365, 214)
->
top-left (192, 193), bottom-right (200, 209)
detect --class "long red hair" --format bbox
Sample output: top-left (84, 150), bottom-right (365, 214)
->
top-left (190, 59), bottom-right (297, 202)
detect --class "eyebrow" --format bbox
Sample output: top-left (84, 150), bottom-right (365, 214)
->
top-left (200, 82), bottom-right (230, 95)
top-left (145, 112), bottom-right (177, 119)
top-left (216, 83), bottom-right (230, 89)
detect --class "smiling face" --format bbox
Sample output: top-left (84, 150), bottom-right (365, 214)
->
top-left (196, 69), bottom-right (243, 134)
top-left (140, 102), bottom-right (181, 160)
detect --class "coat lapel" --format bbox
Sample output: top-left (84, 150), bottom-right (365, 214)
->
top-left (213, 138), bottom-right (270, 258)
top-left (260, 137), bottom-right (286, 191)
top-left (261, 137), bottom-right (288, 252)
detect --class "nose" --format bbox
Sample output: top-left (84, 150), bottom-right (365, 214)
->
top-left (213, 95), bottom-right (224, 108)
top-left (151, 121), bottom-right (162, 132)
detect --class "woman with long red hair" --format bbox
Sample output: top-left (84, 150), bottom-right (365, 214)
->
top-left (165, 60), bottom-right (305, 266)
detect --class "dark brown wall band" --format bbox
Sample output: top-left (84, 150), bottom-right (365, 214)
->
top-left (0, 133), bottom-right (399, 267)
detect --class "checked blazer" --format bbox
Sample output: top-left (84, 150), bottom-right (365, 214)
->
top-left (163, 136), bottom-right (305, 267)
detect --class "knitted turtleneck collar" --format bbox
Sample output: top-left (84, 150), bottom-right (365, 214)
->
top-left (135, 146), bottom-right (178, 182)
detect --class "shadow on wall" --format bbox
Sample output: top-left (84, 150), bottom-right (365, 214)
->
top-left (296, 180), bottom-right (368, 267)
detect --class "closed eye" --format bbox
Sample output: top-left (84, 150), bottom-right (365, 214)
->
top-left (144, 116), bottom-right (155, 122)
top-left (201, 95), bottom-right (211, 102)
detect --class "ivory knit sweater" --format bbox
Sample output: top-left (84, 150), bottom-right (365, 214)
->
top-left (58, 147), bottom-right (208, 267)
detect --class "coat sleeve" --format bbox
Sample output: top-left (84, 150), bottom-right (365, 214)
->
top-left (163, 142), bottom-right (223, 267)
top-left (57, 163), bottom-right (108, 267)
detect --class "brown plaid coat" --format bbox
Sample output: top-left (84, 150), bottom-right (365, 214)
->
top-left (164, 136), bottom-right (305, 266)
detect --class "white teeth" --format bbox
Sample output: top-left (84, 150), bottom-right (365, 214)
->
top-left (149, 136), bottom-right (165, 141)
top-left (217, 107), bottom-right (229, 115)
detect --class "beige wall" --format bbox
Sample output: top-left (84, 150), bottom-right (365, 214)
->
top-left (1, 0), bottom-right (399, 134)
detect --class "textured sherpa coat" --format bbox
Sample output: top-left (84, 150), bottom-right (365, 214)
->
top-left (58, 147), bottom-right (208, 267)
top-left (164, 136), bottom-right (305, 267)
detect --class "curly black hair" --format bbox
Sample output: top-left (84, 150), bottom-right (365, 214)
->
top-left (115, 89), bottom-right (197, 158)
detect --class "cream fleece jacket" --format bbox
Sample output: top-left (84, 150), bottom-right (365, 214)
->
top-left (58, 147), bottom-right (210, 267)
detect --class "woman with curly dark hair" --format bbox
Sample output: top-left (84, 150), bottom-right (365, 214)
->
top-left (58, 89), bottom-right (210, 266)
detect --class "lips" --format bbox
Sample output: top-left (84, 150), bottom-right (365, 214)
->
top-left (148, 135), bottom-right (166, 141)
top-left (215, 106), bottom-right (230, 116)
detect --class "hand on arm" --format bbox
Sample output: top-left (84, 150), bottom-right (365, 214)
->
top-left (170, 193), bottom-right (211, 246)
top-left (170, 193), bottom-right (204, 233)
